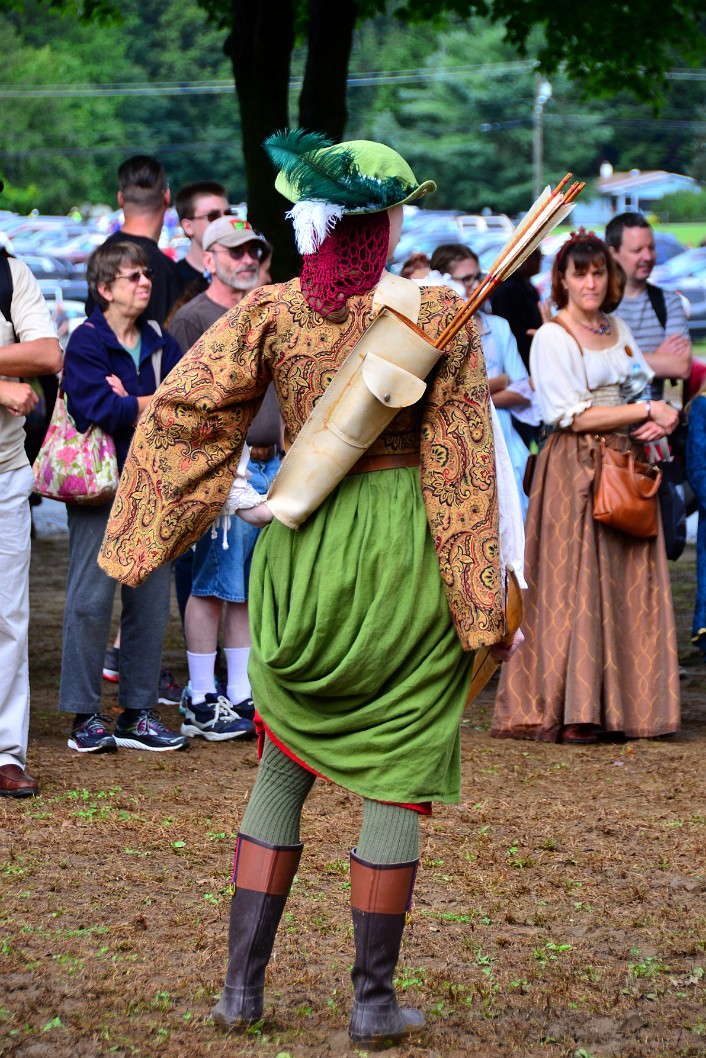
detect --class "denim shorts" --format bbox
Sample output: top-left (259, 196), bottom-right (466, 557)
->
top-left (190, 455), bottom-right (280, 603)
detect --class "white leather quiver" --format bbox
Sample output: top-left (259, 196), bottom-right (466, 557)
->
top-left (266, 274), bottom-right (444, 530)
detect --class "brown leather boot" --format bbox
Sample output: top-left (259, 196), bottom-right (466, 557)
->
top-left (348, 849), bottom-right (424, 1045)
top-left (210, 834), bottom-right (303, 1028)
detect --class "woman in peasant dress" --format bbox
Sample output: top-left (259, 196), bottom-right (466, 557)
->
top-left (493, 231), bottom-right (681, 745)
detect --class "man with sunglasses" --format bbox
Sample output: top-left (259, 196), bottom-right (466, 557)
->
top-left (168, 216), bottom-right (280, 743)
top-left (87, 155), bottom-right (185, 326)
top-left (174, 181), bottom-right (236, 292)
top-left (169, 217), bottom-right (270, 352)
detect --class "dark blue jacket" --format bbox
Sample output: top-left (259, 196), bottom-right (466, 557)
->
top-left (63, 307), bottom-right (182, 471)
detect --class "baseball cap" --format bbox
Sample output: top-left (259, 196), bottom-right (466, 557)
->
top-left (203, 216), bottom-right (268, 253)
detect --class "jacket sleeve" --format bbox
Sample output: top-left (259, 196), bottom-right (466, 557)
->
top-left (419, 304), bottom-right (503, 651)
top-left (98, 296), bottom-right (272, 585)
top-left (64, 322), bottom-right (139, 434)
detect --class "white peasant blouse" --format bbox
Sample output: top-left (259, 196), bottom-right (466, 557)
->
top-left (529, 314), bottom-right (654, 429)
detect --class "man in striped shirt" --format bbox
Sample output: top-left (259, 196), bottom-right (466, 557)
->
top-left (605, 212), bottom-right (691, 399)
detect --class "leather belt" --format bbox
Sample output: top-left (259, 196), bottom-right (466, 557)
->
top-left (249, 444), bottom-right (278, 463)
top-left (348, 452), bottom-right (420, 476)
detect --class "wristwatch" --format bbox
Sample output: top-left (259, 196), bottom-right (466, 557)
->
top-left (643, 400), bottom-right (652, 421)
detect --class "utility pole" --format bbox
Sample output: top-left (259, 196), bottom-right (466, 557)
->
top-left (532, 76), bottom-right (553, 200)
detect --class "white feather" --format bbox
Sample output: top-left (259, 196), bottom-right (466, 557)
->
top-left (286, 201), bottom-right (344, 255)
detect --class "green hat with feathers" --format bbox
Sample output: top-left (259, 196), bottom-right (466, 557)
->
top-left (264, 129), bottom-right (435, 213)
top-left (263, 129), bottom-right (436, 254)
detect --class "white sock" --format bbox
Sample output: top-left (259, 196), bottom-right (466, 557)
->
top-left (186, 651), bottom-right (217, 705)
top-left (225, 647), bottom-right (251, 704)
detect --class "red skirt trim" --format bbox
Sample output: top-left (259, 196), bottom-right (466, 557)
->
top-left (257, 714), bottom-right (432, 816)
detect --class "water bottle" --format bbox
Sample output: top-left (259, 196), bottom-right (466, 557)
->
top-left (620, 361), bottom-right (651, 403)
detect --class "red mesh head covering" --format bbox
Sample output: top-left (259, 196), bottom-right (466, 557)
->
top-left (300, 212), bottom-right (390, 318)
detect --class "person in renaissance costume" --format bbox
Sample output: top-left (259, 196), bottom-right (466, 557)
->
top-left (98, 131), bottom-right (523, 1045)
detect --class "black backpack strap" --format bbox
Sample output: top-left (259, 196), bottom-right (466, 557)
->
top-left (646, 283), bottom-right (667, 330)
top-left (0, 251), bottom-right (14, 325)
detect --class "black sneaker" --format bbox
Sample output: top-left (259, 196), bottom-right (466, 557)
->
top-left (114, 710), bottom-right (190, 752)
top-left (181, 692), bottom-right (256, 742)
top-left (212, 680), bottom-right (255, 722)
top-left (158, 670), bottom-right (184, 706)
top-left (230, 696), bottom-right (256, 722)
top-left (102, 647), bottom-right (120, 683)
top-left (68, 714), bottom-right (118, 753)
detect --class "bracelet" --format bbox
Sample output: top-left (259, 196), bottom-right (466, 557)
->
top-left (643, 400), bottom-right (651, 421)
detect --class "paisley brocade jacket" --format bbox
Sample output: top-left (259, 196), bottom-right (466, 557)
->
top-left (98, 278), bottom-right (503, 651)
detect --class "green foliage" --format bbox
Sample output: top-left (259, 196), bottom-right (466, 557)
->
top-left (336, 0), bottom-right (706, 104)
top-left (352, 21), bottom-right (608, 213)
top-left (117, 0), bottom-right (247, 198)
top-left (658, 189), bottom-right (706, 222)
top-left (0, 181), bottom-right (41, 213)
top-left (1, 1), bottom-right (705, 216)
top-left (0, 0), bottom-right (246, 212)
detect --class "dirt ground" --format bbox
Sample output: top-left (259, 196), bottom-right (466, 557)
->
top-left (0, 521), bottom-right (704, 1058)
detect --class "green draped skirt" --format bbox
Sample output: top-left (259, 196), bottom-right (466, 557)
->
top-left (248, 467), bottom-right (475, 804)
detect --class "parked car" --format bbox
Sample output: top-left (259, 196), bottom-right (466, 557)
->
top-left (391, 211), bottom-right (512, 274)
top-left (9, 219), bottom-right (86, 255)
top-left (43, 232), bottom-right (105, 268)
top-left (653, 231), bottom-right (687, 265)
top-left (41, 292), bottom-right (86, 349)
top-left (456, 213), bottom-right (513, 238)
top-left (37, 276), bottom-right (88, 304)
top-left (17, 254), bottom-right (74, 281)
top-left (659, 261), bottom-right (706, 337)
top-left (652, 247), bottom-right (706, 285)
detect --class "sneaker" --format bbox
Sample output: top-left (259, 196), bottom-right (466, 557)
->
top-left (181, 692), bottom-right (256, 742)
top-left (230, 695), bottom-right (256, 722)
top-left (102, 647), bottom-right (120, 683)
top-left (210, 680), bottom-right (255, 722)
top-left (114, 710), bottom-right (190, 752)
top-left (158, 669), bottom-right (184, 706)
top-left (68, 714), bottom-right (118, 753)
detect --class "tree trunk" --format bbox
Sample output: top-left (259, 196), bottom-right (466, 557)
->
top-left (298, 0), bottom-right (358, 139)
top-left (225, 0), bottom-right (298, 280)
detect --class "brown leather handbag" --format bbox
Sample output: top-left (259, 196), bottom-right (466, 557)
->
top-left (592, 439), bottom-right (662, 538)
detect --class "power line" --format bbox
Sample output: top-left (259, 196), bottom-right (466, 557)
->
top-left (0, 140), bottom-right (244, 158)
top-left (1, 62), bottom-right (704, 99)
top-left (0, 60), bottom-right (540, 98)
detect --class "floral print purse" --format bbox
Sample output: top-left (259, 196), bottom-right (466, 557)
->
top-left (32, 378), bottom-right (119, 505)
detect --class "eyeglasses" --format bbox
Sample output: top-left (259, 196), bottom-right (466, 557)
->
top-left (188, 206), bottom-right (238, 223)
top-left (210, 244), bottom-right (264, 262)
top-left (110, 268), bottom-right (154, 284)
top-left (455, 272), bottom-right (482, 286)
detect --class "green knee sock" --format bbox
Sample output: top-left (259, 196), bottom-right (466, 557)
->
top-left (357, 799), bottom-right (420, 864)
top-left (240, 739), bottom-right (316, 846)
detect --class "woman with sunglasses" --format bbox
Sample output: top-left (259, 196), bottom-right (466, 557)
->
top-left (429, 243), bottom-right (538, 516)
top-left (58, 241), bottom-right (188, 754)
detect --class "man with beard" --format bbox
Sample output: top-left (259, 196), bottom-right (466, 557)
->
top-left (169, 217), bottom-right (280, 741)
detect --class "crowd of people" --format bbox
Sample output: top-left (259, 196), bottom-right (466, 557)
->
top-left (0, 135), bottom-right (701, 1044)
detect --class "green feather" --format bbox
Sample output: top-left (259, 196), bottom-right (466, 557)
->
top-left (264, 128), bottom-right (410, 210)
